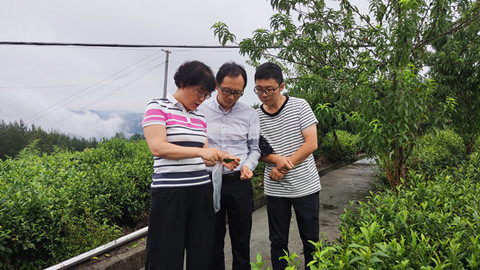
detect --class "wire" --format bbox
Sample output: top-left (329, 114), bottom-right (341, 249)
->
top-left (47, 61), bottom-right (166, 131)
top-left (21, 51), bottom-right (164, 124)
top-left (0, 82), bottom-right (102, 89)
top-left (0, 41), bottom-right (241, 49)
top-left (0, 50), bottom-right (166, 140)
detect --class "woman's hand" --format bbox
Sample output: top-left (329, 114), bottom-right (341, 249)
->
top-left (198, 148), bottom-right (223, 163)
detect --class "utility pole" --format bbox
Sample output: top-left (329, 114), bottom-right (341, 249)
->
top-left (162, 50), bottom-right (171, 98)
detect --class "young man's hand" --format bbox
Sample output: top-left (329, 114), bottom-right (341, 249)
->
top-left (269, 167), bottom-right (285, 181)
top-left (275, 155), bottom-right (294, 174)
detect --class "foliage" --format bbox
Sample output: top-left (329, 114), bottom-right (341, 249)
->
top-left (316, 129), bottom-right (360, 162)
top-left (304, 151), bottom-right (480, 269)
top-left (212, 0), bottom-right (478, 191)
top-left (428, 1), bottom-right (480, 155)
top-left (354, 65), bottom-right (442, 189)
top-left (0, 120), bottom-right (98, 160)
top-left (410, 128), bottom-right (466, 174)
top-left (252, 162), bottom-right (266, 198)
top-left (0, 139), bottom-right (152, 269)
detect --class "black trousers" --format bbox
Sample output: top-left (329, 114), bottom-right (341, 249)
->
top-left (213, 172), bottom-right (254, 270)
top-left (145, 184), bottom-right (215, 270)
top-left (266, 192), bottom-right (320, 270)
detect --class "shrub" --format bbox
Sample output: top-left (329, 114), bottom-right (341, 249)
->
top-left (0, 139), bottom-right (152, 269)
top-left (316, 130), bottom-right (361, 162)
top-left (410, 128), bottom-right (466, 174)
top-left (306, 153), bottom-right (480, 269)
top-left (251, 162), bottom-right (265, 199)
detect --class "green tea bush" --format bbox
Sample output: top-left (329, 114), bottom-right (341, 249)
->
top-left (0, 139), bottom-right (152, 269)
top-left (410, 128), bottom-right (466, 174)
top-left (307, 152), bottom-right (480, 269)
top-left (316, 130), bottom-right (361, 162)
top-left (251, 162), bottom-right (265, 199)
top-left (474, 135), bottom-right (480, 152)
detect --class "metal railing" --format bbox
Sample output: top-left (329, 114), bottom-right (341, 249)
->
top-left (44, 227), bottom-right (148, 270)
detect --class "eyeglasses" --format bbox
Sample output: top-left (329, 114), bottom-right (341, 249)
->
top-left (194, 88), bottom-right (212, 99)
top-left (218, 85), bottom-right (244, 98)
top-left (253, 85), bottom-right (280, 96)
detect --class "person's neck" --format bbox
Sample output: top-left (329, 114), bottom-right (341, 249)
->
top-left (173, 90), bottom-right (191, 112)
top-left (217, 97), bottom-right (234, 112)
top-left (263, 95), bottom-right (286, 113)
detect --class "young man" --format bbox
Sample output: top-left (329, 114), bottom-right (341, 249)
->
top-left (199, 62), bottom-right (261, 270)
top-left (254, 62), bottom-right (321, 270)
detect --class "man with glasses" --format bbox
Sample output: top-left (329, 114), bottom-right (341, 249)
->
top-left (254, 62), bottom-right (320, 270)
top-left (199, 62), bottom-right (261, 270)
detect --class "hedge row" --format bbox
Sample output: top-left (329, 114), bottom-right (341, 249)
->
top-left (0, 139), bottom-right (152, 269)
top-left (307, 152), bottom-right (480, 269)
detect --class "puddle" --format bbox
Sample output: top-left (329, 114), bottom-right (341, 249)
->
top-left (322, 204), bottom-right (337, 210)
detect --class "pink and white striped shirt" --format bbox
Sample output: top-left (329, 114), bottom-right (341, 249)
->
top-left (142, 94), bottom-right (210, 188)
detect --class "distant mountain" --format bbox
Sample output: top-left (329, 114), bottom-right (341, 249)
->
top-left (86, 110), bottom-right (144, 137)
top-left (121, 112), bottom-right (144, 135)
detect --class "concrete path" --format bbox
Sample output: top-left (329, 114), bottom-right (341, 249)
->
top-left (222, 158), bottom-right (377, 269)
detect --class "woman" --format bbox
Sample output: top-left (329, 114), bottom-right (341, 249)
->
top-left (142, 60), bottom-right (239, 269)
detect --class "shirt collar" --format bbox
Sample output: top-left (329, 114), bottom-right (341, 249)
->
top-left (167, 93), bottom-right (196, 113)
top-left (212, 96), bottom-right (238, 113)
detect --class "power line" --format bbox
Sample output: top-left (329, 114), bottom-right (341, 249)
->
top-left (48, 60), bottom-right (166, 130)
top-left (0, 82), bottom-right (102, 89)
top-left (0, 50), bottom-right (165, 140)
top-left (22, 51), bottom-right (165, 125)
top-left (0, 41), bottom-right (241, 49)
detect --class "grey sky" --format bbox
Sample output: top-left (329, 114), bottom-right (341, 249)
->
top-left (0, 0), bottom-right (366, 139)
top-left (0, 0), bottom-right (275, 138)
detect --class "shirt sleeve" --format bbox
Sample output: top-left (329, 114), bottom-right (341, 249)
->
top-left (142, 100), bottom-right (166, 128)
top-left (299, 99), bottom-right (318, 131)
top-left (243, 110), bottom-right (261, 171)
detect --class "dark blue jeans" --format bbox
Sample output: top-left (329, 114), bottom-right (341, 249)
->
top-left (266, 192), bottom-right (320, 270)
top-left (213, 172), bottom-right (253, 270)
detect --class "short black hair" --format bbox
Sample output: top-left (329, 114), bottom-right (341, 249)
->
top-left (254, 62), bottom-right (284, 85)
top-left (216, 62), bottom-right (248, 89)
top-left (174, 60), bottom-right (216, 92)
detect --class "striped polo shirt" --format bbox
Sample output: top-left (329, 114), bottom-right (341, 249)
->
top-left (257, 96), bottom-right (321, 198)
top-left (142, 93), bottom-right (210, 188)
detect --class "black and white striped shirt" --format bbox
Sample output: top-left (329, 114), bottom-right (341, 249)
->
top-left (257, 96), bottom-right (321, 197)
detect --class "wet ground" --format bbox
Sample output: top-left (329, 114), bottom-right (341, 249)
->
top-left (223, 158), bottom-right (377, 269)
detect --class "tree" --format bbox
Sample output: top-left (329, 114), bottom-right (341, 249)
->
top-left (213, 0), bottom-right (478, 189)
top-left (428, 2), bottom-right (480, 155)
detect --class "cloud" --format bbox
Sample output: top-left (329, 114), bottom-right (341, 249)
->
top-left (0, 0), bottom-right (274, 138)
top-left (61, 110), bottom-right (125, 139)
top-left (0, 86), bottom-right (127, 139)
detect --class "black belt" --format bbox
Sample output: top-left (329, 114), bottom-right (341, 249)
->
top-left (208, 171), bottom-right (241, 180)
top-left (222, 171), bottom-right (241, 180)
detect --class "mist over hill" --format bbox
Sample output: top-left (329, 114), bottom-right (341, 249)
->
top-left (89, 110), bottom-right (144, 138)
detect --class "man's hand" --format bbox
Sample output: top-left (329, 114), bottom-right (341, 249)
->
top-left (240, 165), bottom-right (253, 180)
top-left (269, 167), bottom-right (285, 181)
top-left (222, 153), bottom-right (240, 171)
top-left (275, 155), bottom-right (294, 174)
